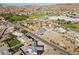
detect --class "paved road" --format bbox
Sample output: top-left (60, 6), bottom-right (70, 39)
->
top-left (21, 27), bottom-right (72, 55)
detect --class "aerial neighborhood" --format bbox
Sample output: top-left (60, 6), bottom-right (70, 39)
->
top-left (0, 3), bottom-right (79, 55)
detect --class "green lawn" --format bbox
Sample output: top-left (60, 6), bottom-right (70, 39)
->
top-left (28, 13), bottom-right (60, 18)
top-left (6, 37), bottom-right (20, 47)
top-left (62, 23), bottom-right (79, 31)
top-left (6, 15), bottom-right (24, 22)
top-left (5, 34), bottom-right (22, 54)
top-left (28, 14), bottom-right (46, 18)
top-left (10, 15), bottom-right (22, 21)
top-left (0, 13), bottom-right (60, 22)
top-left (0, 13), bottom-right (29, 22)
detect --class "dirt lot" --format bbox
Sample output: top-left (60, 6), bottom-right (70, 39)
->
top-left (39, 29), bottom-right (79, 54)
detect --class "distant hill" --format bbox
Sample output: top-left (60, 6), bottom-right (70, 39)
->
top-left (0, 3), bottom-right (57, 7)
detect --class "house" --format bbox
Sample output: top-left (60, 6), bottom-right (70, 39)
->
top-left (36, 27), bottom-right (47, 35)
top-left (0, 43), bottom-right (11, 55)
top-left (20, 40), bottom-right (44, 55)
top-left (0, 16), bottom-right (4, 20)
top-left (57, 27), bottom-right (67, 34)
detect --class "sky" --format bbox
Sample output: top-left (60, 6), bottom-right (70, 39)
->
top-left (0, 0), bottom-right (79, 3)
top-left (1, 3), bottom-right (58, 6)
